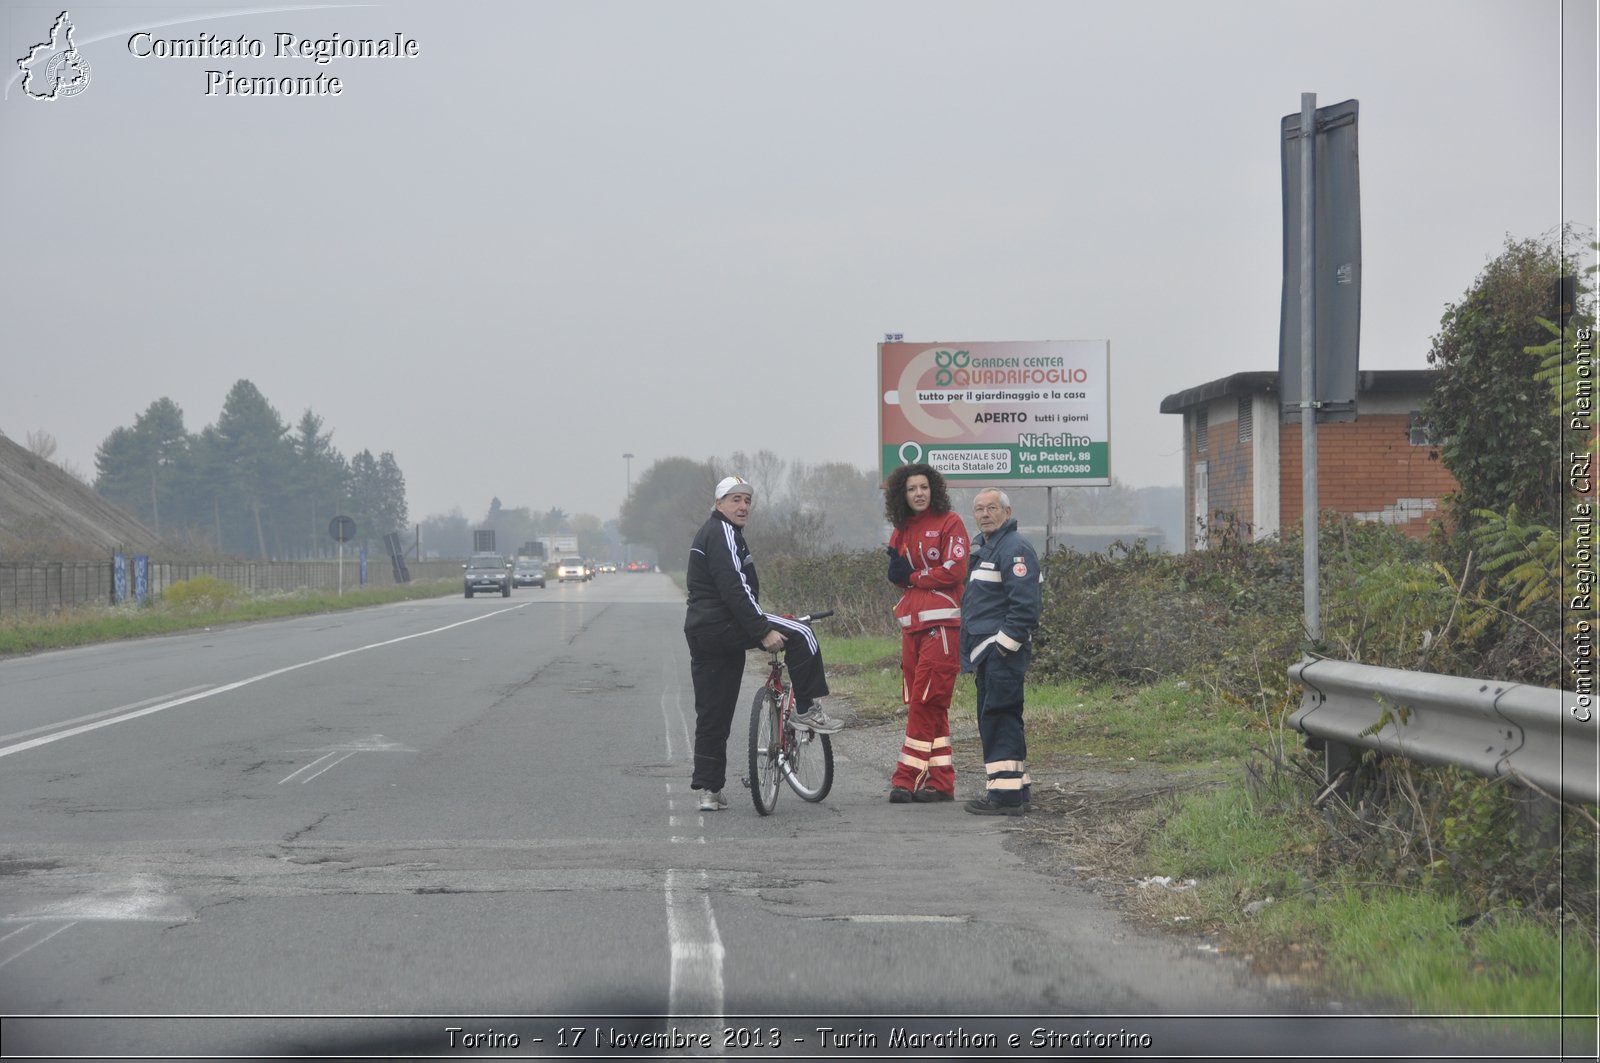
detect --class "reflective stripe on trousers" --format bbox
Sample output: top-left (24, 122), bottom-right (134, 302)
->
top-left (891, 625), bottom-right (959, 795)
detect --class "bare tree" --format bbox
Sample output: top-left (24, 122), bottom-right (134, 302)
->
top-left (25, 429), bottom-right (56, 460)
top-left (1053, 478), bottom-right (1139, 526)
top-left (727, 448), bottom-right (789, 506)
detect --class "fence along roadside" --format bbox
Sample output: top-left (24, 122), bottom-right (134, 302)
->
top-left (0, 559), bottom-right (466, 616)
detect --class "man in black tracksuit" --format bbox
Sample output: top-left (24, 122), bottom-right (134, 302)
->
top-left (959, 488), bottom-right (1042, 816)
top-left (683, 476), bottom-right (842, 811)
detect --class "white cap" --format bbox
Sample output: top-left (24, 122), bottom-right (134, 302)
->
top-left (714, 476), bottom-right (755, 500)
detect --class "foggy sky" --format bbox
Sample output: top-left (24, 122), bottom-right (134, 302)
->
top-left (2, 0), bottom-right (1594, 526)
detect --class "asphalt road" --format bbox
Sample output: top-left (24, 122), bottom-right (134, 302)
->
top-left (0, 575), bottom-right (1561, 1059)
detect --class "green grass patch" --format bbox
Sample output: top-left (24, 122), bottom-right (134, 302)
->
top-left (821, 636), bottom-right (1261, 759)
top-left (1137, 775), bottom-right (1598, 1040)
top-left (0, 579), bottom-right (461, 656)
top-left (820, 633), bottom-right (899, 670)
top-left (1144, 775), bottom-right (1303, 883)
top-left (1026, 677), bottom-right (1260, 764)
top-left (820, 633), bottom-right (975, 725)
top-left (1250, 887), bottom-right (1597, 1044)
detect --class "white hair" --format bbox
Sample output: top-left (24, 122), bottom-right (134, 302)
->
top-left (976, 488), bottom-right (1011, 509)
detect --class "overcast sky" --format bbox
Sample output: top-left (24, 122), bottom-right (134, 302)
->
top-left (2, 0), bottom-right (1594, 525)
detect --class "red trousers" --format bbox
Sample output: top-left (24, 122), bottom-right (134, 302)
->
top-left (891, 625), bottom-right (960, 795)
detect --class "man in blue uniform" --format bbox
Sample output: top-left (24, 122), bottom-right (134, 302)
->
top-left (959, 488), bottom-right (1042, 816)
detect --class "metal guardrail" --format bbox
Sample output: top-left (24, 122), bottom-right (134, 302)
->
top-left (1287, 656), bottom-right (1598, 806)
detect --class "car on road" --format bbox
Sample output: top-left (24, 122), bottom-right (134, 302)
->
top-left (557, 557), bottom-right (588, 583)
top-left (512, 559), bottom-right (546, 588)
top-left (463, 553), bottom-right (512, 598)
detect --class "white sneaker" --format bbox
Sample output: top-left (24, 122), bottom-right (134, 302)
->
top-left (698, 790), bottom-right (727, 811)
top-left (790, 705), bottom-right (843, 734)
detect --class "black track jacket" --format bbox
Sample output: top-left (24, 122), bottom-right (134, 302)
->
top-left (684, 511), bottom-right (771, 645)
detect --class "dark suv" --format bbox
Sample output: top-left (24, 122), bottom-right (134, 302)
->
top-left (463, 553), bottom-right (512, 598)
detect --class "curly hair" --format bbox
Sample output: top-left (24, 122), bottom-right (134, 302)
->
top-left (883, 463), bottom-right (951, 529)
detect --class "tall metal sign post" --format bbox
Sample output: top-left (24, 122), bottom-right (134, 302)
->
top-left (1281, 95), bottom-right (1361, 642)
top-left (329, 515), bottom-right (356, 596)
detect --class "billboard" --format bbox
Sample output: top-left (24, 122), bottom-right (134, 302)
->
top-left (879, 340), bottom-right (1110, 486)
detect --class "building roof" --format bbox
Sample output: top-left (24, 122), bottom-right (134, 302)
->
top-left (1158, 369), bottom-right (1437, 415)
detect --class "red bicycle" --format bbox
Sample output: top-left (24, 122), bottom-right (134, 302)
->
top-left (746, 611), bottom-right (834, 815)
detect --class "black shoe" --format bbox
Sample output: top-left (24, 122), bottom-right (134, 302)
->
top-left (911, 789), bottom-right (954, 803)
top-left (964, 796), bottom-right (1025, 816)
top-left (888, 787), bottom-right (915, 803)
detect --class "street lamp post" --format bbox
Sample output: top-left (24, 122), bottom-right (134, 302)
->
top-left (621, 453), bottom-right (635, 565)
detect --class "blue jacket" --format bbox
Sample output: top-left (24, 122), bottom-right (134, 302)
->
top-left (959, 518), bottom-right (1041, 670)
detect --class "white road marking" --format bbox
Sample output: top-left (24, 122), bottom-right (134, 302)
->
top-left (664, 868), bottom-right (725, 1047)
top-left (277, 735), bottom-right (415, 785)
top-left (673, 685), bottom-right (691, 757)
top-left (0, 922), bottom-right (78, 970)
top-left (278, 750), bottom-right (356, 785)
top-left (0, 607), bottom-right (526, 759)
top-left (283, 736), bottom-right (416, 754)
top-left (0, 686), bottom-right (213, 744)
top-left (660, 688), bottom-right (676, 760)
top-left (661, 665), bottom-right (720, 1025)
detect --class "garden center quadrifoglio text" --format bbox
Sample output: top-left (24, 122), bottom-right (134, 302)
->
top-left (128, 30), bottom-right (421, 96)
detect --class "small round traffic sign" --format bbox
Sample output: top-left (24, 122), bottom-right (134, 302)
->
top-left (329, 515), bottom-right (357, 542)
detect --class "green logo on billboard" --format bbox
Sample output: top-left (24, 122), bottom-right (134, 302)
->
top-left (933, 348), bottom-right (970, 387)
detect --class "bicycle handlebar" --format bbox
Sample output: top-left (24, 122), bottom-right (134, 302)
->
top-left (794, 610), bottom-right (833, 623)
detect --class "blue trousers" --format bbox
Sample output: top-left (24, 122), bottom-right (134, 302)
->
top-left (973, 648), bottom-right (1030, 807)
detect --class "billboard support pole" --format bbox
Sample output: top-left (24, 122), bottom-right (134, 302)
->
top-left (1299, 92), bottom-right (1321, 642)
top-left (1045, 486), bottom-right (1054, 556)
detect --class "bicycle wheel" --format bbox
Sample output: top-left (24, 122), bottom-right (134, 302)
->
top-left (783, 721), bottom-right (834, 802)
top-left (747, 687), bottom-right (782, 816)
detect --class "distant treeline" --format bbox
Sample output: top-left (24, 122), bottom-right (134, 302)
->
top-left (94, 380), bottom-right (406, 561)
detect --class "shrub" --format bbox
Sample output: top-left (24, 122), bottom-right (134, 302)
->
top-left (1032, 522), bottom-right (1304, 704)
top-left (759, 550), bottom-right (901, 638)
top-left (160, 574), bottom-right (243, 612)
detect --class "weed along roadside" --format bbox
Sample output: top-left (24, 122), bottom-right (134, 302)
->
top-left (0, 578), bottom-right (462, 656)
top-left (766, 528), bottom-right (1596, 1048)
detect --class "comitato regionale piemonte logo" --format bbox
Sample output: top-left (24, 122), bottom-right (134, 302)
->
top-left (17, 11), bottom-right (91, 101)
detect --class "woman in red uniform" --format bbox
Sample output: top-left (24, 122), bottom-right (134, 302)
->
top-left (883, 463), bottom-right (969, 803)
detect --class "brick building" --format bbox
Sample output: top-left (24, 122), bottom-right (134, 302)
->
top-left (1159, 370), bottom-right (1458, 551)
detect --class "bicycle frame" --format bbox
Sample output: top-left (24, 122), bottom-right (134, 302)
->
top-left (746, 612), bottom-right (834, 814)
top-left (763, 653), bottom-right (794, 753)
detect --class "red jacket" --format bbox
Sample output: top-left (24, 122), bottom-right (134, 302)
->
top-left (890, 508), bottom-right (969, 633)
